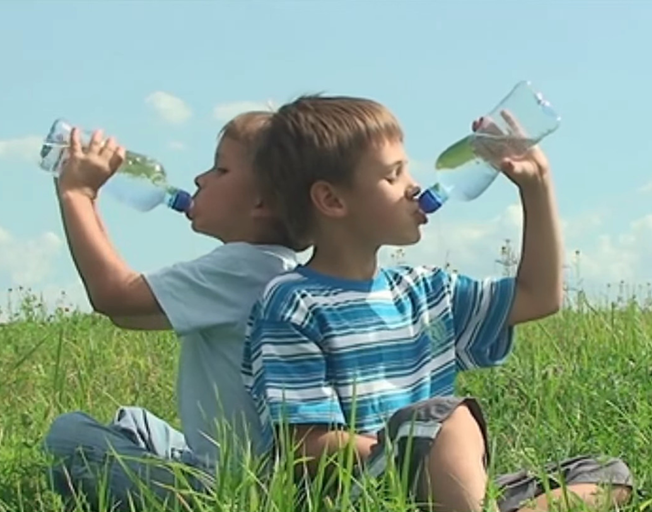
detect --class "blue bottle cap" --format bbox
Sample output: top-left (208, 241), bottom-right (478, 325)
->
top-left (418, 189), bottom-right (444, 214)
top-left (170, 190), bottom-right (193, 213)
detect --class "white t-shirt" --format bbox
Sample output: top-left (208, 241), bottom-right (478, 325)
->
top-left (144, 242), bottom-right (297, 464)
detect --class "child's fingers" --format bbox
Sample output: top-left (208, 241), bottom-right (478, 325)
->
top-left (108, 145), bottom-right (126, 173)
top-left (500, 109), bottom-right (528, 138)
top-left (69, 128), bottom-right (84, 157)
top-left (473, 116), bottom-right (504, 137)
top-left (100, 137), bottom-right (117, 158)
top-left (501, 157), bottom-right (538, 178)
top-left (87, 130), bottom-right (103, 154)
top-left (500, 158), bottom-right (515, 174)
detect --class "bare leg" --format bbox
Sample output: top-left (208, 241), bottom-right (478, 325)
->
top-left (418, 403), bottom-right (488, 512)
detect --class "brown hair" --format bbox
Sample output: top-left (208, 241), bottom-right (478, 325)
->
top-left (218, 110), bottom-right (308, 251)
top-left (218, 110), bottom-right (272, 153)
top-left (253, 95), bottom-right (403, 245)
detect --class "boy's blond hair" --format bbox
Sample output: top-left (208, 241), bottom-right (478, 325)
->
top-left (218, 110), bottom-right (272, 155)
top-left (217, 110), bottom-right (307, 252)
top-left (253, 95), bottom-right (403, 246)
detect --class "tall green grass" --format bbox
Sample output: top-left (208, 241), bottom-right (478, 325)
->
top-left (1, 283), bottom-right (651, 511)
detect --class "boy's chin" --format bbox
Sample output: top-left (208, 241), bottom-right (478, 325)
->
top-left (385, 230), bottom-right (421, 247)
top-left (189, 219), bottom-right (223, 241)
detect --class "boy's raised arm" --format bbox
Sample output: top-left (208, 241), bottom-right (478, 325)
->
top-left (474, 112), bottom-right (564, 326)
top-left (56, 128), bottom-right (169, 325)
top-left (507, 171), bottom-right (564, 325)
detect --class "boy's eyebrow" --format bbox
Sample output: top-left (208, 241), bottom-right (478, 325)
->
top-left (385, 159), bottom-right (408, 170)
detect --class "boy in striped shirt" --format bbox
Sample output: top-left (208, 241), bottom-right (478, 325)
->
top-left (242, 95), bottom-right (632, 511)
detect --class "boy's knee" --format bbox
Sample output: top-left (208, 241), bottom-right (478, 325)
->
top-left (43, 411), bottom-right (106, 462)
top-left (419, 403), bottom-right (488, 512)
top-left (44, 412), bottom-right (91, 445)
top-left (609, 484), bottom-right (632, 506)
top-left (439, 403), bottom-right (485, 446)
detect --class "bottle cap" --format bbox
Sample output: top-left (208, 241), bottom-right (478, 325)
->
top-left (170, 190), bottom-right (193, 213)
top-left (418, 189), bottom-right (444, 214)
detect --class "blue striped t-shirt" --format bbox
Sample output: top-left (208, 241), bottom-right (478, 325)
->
top-left (242, 264), bottom-right (516, 453)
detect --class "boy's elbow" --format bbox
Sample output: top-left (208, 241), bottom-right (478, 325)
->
top-left (548, 283), bottom-right (565, 314)
top-left (88, 284), bottom-right (132, 317)
top-left (89, 292), bottom-right (120, 317)
top-left (534, 288), bottom-right (563, 318)
top-left (511, 284), bottom-right (563, 324)
top-left (543, 297), bottom-right (562, 316)
top-left (87, 273), bottom-right (145, 317)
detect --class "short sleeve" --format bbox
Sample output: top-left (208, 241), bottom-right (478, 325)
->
top-left (144, 243), bottom-right (293, 335)
top-left (242, 286), bottom-right (345, 447)
top-left (448, 272), bottom-right (516, 370)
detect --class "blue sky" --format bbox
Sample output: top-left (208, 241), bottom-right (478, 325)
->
top-left (1, 0), bottom-right (652, 315)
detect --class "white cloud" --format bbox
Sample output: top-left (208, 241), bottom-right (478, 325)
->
top-left (145, 91), bottom-right (192, 124)
top-left (639, 180), bottom-right (652, 194)
top-left (0, 136), bottom-right (43, 164)
top-left (570, 214), bottom-right (652, 286)
top-left (213, 100), bottom-right (273, 122)
top-left (0, 227), bottom-right (90, 323)
top-left (169, 141), bottom-right (186, 151)
top-left (0, 227), bottom-right (63, 286)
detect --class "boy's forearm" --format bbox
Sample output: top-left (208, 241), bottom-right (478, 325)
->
top-left (94, 200), bottom-right (110, 236)
top-left (509, 175), bottom-right (564, 325)
top-left (57, 190), bottom-right (146, 315)
top-left (290, 425), bottom-right (377, 475)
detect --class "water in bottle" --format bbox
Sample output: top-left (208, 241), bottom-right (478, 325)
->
top-left (418, 81), bottom-right (561, 214)
top-left (39, 119), bottom-right (192, 213)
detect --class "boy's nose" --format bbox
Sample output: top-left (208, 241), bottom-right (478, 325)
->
top-left (194, 173), bottom-right (206, 188)
top-left (406, 184), bottom-right (421, 200)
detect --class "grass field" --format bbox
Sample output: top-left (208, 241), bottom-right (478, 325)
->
top-left (1, 287), bottom-right (652, 511)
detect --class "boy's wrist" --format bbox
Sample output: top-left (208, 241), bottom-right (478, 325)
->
top-left (515, 171), bottom-right (553, 198)
top-left (58, 185), bottom-right (97, 203)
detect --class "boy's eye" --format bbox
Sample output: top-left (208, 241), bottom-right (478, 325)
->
top-left (386, 165), bottom-right (402, 183)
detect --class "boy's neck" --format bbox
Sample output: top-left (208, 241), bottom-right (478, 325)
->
top-left (307, 232), bottom-right (379, 281)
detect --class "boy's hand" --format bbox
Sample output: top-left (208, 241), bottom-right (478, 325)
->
top-left (472, 110), bottom-right (550, 190)
top-left (58, 128), bottom-right (126, 201)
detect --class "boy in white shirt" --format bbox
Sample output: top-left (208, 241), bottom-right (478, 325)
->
top-left (43, 111), bottom-right (302, 509)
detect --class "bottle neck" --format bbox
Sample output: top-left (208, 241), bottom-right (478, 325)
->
top-left (418, 184), bottom-right (449, 214)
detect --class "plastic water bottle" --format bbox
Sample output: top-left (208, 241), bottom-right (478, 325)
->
top-left (418, 81), bottom-right (561, 214)
top-left (39, 119), bottom-right (192, 213)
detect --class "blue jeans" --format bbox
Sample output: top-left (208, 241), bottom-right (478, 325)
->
top-left (43, 407), bottom-right (215, 511)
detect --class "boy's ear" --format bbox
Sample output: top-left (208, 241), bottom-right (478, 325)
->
top-left (310, 180), bottom-right (348, 219)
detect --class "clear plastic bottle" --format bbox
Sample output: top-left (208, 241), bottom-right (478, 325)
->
top-left (418, 81), bottom-right (561, 214)
top-left (39, 119), bottom-right (192, 213)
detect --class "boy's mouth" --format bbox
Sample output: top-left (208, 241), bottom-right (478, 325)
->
top-left (185, 200), bottom-right (195, 220)
top-left (414, 209), bottom-right (428, 225)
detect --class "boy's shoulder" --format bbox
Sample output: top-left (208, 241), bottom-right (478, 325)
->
top-left (257, 268), bottom-right (314, 315)
top-left (175, 241), bottom-right (296, 276)
top-left (207, 241), bottom-right (296, 263)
